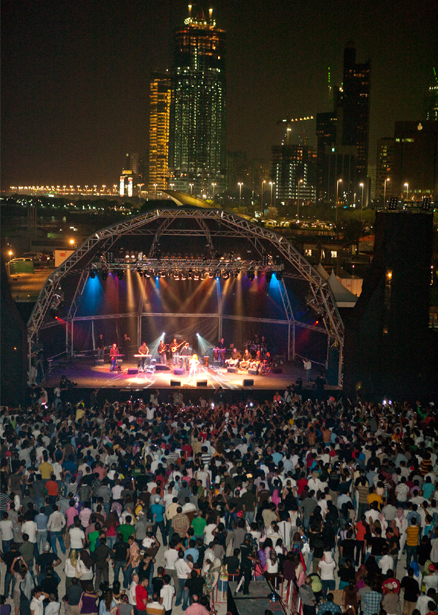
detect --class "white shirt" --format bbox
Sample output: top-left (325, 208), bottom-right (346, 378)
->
top-left (69, 526), bottom-right (85, 549)
top-left (129, 581), bottom-right (138, 605)
top-left (0, 519), bottom-right (14, 540)
top-left (47, 511), bottom-right (66, 532)
top-left (175, 558), bottom-right (192, 579)
top-left (30, 595), bottom-right (45, 615)
top-left (45, 601), bottom-right (61, 615)
top-left (21, 520), bottom-right (38, 543)
top-left (378, 554), bottom-right (394, 575)
top-left (164, 548), bottom-right (179, 570)
top-left (160, 584), bottom-right (175, 611)
top-left (204, 523), bottom-right (217, 545)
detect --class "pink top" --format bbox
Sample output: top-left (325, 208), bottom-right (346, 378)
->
top-left (65, 507), bottom-right (79, 527)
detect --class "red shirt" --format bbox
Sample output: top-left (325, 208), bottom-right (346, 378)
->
top-left (136, 585), bottom-right (148, 611)
top-left (45, 480), bottom-right (59, 496)
top-left (296, 478), bottom-right (308, 496)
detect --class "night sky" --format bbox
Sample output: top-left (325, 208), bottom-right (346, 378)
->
top-left (2, 0), bottom-right (437, 190)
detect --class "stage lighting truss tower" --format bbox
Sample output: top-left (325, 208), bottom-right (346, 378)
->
top-left (27, 207), bottom-right (344, 384)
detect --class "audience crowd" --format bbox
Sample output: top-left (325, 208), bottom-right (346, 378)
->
top-left (0, 389), bottom-right (438, 615)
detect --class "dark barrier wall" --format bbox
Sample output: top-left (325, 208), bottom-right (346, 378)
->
top-left (344, 211), bottom-right (437, 400)
top-left (1, 257), bottom-right (27, 405)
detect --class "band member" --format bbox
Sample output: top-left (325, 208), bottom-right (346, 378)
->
top-left (180, 342), bottom-right (190, 370)
top-left (158, 340), bottom-right (167, 365)
top-left (240, 348), bottom-right (252, 369)
top-left (260, 336), bottom-right (268, 358)
top-left (225, 348), bottom-right (241, 367)
top-left (110, 343), bottom-right (119, 372)
top-left (96, 334), bottom-right (105, 360)
top-left (123, 333), bottom-right (131, 361)
top-left (188, 354), bottom-right (200, 383)
top-left (137, 342), bottom-right (149, 372)
top-left (217, 337), bottom-right (226, 365)
top-left (171, 338), bottom-right (179, 365)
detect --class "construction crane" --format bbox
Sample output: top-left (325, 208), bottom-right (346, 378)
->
top-left (277, 116), bottom-right (314, 145)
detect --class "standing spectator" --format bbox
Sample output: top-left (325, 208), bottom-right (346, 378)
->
top-left (47, 505), bottom-right (66, 556)
top-left (0, 513), bottom-right (14, 553)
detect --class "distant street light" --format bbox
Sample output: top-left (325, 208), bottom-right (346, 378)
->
top-left (384, 177), bottom-right (390, 207)
top-left (404, 182), bottom-right (409, 201)
top-left (297, 179), bottom-right (303, 219)
top-left (189, 183), bottom-right (194, 195)
top-left (261, 180), bottom-right (266, 215)
top-left (269, 181), bottom-right (274, 206)
top-left (336, 179), bottom-right (342, 223)
top-left (359, 182), bottom-right (364, 222)
top-left (154, 183), bottom-right (158, 198)
top-left (238, 182), bottom-right (243, 205)
top-left (211, 182), bottom-right (216, 198)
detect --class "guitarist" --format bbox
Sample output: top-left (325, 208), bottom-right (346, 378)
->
top-left (171, 338), bottom-right (179, 365)
top-left (158, 340), bottom-right (168, 365)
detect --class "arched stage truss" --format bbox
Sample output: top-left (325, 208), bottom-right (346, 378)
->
top-left (27, 206), bottom-right (344, 385)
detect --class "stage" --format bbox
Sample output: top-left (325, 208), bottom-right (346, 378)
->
top-left (41, 356), bottom-right (340, 394)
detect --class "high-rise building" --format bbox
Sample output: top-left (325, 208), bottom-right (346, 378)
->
top-left (168, 7), bottom-right (226, 196)
top-left (341, 42), bottom-right (371, 180)
top-left (392, 121), bottom-right (438, 198)
top-left (425, 84), bottom-right (438, 122)
top-left (376, 137), bottom-right (395, 201)
top-left (124, 152), bottom-right (140, 177)
top-left (148, 71), bottom-right (171, 192)
top-left (316, 43), bottom-right (371, 203)
top-left (271, 144), bottom-right (316, 206)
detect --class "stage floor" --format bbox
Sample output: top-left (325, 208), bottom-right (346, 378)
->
top-left (42, 357), bottom-right (330, 392)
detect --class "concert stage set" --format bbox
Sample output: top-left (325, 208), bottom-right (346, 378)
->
top-left (42, 356), bottom-right (312, 392)
top-left (28, 202), bottom-right (345, 394)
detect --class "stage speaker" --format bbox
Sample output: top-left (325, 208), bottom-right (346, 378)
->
top-left (170, 380), bottom-right (181, 386)
top-left (173, 368), bottom-right (184, 375)
top-left (197, 380), bottom-right (207, 387)
top-left (227, 367), bottom-right (237, 373)
top-left (127, 368), bottom-right (138, 375)
top-left (248, 368), bottom-right (258, 375)
top-left (95, 359), bottom-right (104, 365)
top-left (243, 379), bottom-right (254, 387)
top-left (155, 364), bottom-right (168, 371)
top-left (272, 367), bottom-right (283, 374)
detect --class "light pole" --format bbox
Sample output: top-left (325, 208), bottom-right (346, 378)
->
top-left (189, 183), bottom-right (194, 195)
top-left (336, 179), bottom-right (342, 224)
top-left (404, 182), bottom-right (409, 201)
top-left (383, 177), bottom-right (390, 207)
top-left (238, 182), bottom-right (243, 206)
top-left (297, 179), bottom-right (303, 219)
top-left (261, 180), bottom-right (266, 216)
top-left (154, 184), bottom-right (157, 198)
top-left (211, 183), bottom-right (216, 199)
top-left (359, 182), bottom-right (364, 223)
top-left (269, 181), bottom-right (274, 206)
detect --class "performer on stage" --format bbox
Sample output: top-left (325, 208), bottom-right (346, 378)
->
top-left (171, 338), bottom-right (179, 365)
top-left (158, 340), bottom-right (168, 365)
top-left (123, 333), bottom-right (131, 361)
top-left (225, 348), bottom-right (241, 367)
top-left (180, 342), bottom-right (190, 370)
top-left (137, 342), bottom-right (149, 372)
top-left (240, 349), bottom-right (252, 369)
top-left (96, 333), bottom-right (105, 360)
top-left (188, 354), bottom-right (200, 384)
top-left (216, 337), bottom-right (226, 365)
top-left (110, 343), bottom-right (120, 372)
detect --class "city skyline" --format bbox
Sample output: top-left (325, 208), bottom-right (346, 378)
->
top-left (1, 0), bottom-right (437, 189)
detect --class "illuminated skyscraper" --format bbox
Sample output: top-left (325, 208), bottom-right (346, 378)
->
top-left (149, 71), bottom-right (171, 192)
top-left (168, 7), bottom-right (226, 196)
